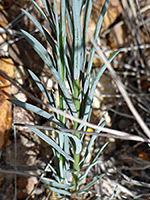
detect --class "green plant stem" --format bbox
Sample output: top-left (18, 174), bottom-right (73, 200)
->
top-left (73, 78), bottom-right (80, 191)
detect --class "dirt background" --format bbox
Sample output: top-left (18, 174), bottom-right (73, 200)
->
top-left (0, 0), bottom-right (150, 199)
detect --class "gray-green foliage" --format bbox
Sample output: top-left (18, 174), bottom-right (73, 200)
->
top-left (12, 0), bottom-right (119, 198)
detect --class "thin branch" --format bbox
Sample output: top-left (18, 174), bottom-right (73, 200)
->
top-left (1, 69), bottom-right (149, 142)
top-left (89, 32), bottom-right (150, 138)
top-left (14, 123), bottom-right (150, 143)
top-left (135, 0), bottom-right (150, 43)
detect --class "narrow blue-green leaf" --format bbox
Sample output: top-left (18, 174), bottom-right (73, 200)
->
top-left (79, 0), bottom-right (84, 14)
top-left (91, 69), bottom-right (96, 86)
top-left (49, 137), bottom-right (63, 183)
top-left (65, 44), bottom-right (74, 94)
top-left (58, 132), bottom-right (64, 149)
top-left (58, 133), bottom-right (65, 180)
top-left (48, 163), bottom-right (60, 183)
top-left (21, 30), bottom-right (77, 116)
top-left (81, 0), bottom-right (93, 72)
top-left (41, 179), bottom-right (73, 189)
top-left (79, 134), bottom-right (97, 166)
top-left (64, 135), bottom-right (70, 155)
top-left (49, 0), bottom-right (63, 76)
top-left (58, 0), bottom-right (66, 81)
top-left (22, 9), bottom-right (56, 52)
top-left (79, 120), bottom-right (106, 166)
top-left (44, 185), bottom-right (71, 196)
top-left (41, 0), bottom-right (51, 15)
top-left (68, 134), bottom-right (82, 154)
top-left (65, 168), bottom-right (72, 186)
top-left (51, 89), bottom-right (59, 119)
top-left (56, 131), bottom-right (82, 154)
top-left (9, 99), bottom-right (63, 127)
top-left (92, 142), bottom-right (108, 164)
top-left (90, 50), bottom-right (120, 99)
top-left (28, 69), bottom-right (52, 104)
top-left (66, 0), bottom-right (73, 42)
top-left (87, 0), bottom-right (110, 75)
top-left (41, 0), bottom-right (56, 26)
top-left (77, 174), bottom-right (105, 194)
top-left (65, 55), bottom-right (74, 94)
top-left (82, 73), bottom-right (90, 98)
top-left (58, 0), bottom-right (67, 123)
top-left (27, 126), bottom-right (74, 162)
top-left (21, 30), bottom-right (55, 67)
top-left (60, 0), bottom-right (66, 41)
top-left (95, 0), bottom-right (110, 40)
top-left (78, 50), bottom-right (120, 130)
top-left (80, 131), bottom-right (85, 143)
top-left (78, 160), bottom-right (99, 184)
top-left (22, 9), bottom-right (43, 33)
top-left (59, 157), bottom-right (65, 181)
top-left (53, 0), bottom-right (59, 46)
top-left (82, 115), bottom-right (106, 165)
top-left (64, 121), bottom-right (71, 165)
top-left (29, 0), bottom-right (53, 28)
top-left (29, 0), bottom-right (47, 20)
top-left (66, 39), bottom-right (73, 63)
top-left (71, 0), bottom-right (82, 80)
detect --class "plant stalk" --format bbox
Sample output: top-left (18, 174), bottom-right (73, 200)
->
top-left (73, 78), bottom-right (80, 191)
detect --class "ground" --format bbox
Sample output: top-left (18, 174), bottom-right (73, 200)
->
top-left (0, 0), bottom-right (150, 199)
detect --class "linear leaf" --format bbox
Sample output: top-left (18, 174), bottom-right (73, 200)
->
top-left (66, 0), bottom-right (73, 43)
top-left (71, 0), bottom-right (82, 80)
top-left (59, 0), bottom-right (66, 81)
top-left (9, 99), bottom-right (63, 128)
top-left (78, 160), bottom-right (99, 184)
top-left (51, 89), bottom-right (59, 119)
top-left (89, 50), bottom-right (120, 100)
top-left (29, 0), bottom-right (53, 29)
top-left (87, 0), bottom-right (110, 75)
top-left (77, 174), bottom-right (105, 194)
top-left (22, 9), bottom-right (56, 52)
top-left (41, 0), bottom-right (56, 26)
top-left (44, 185), bottom-right (71, 196)
top-left (41, 179), bottom-right (73, 189)
top-left (78, 50), bottom-right (120, 130)
top-left (92, 142), bottom-right (108, 164)
top-left (21, 30), bottom-right (77, 116)
top-left (79, 119), bottom-right (106, 166)
top-left (29, 0), bottom-right (57, 37)
top-left (48, 163), bottom-right (60, 183)
top-left (56, 131), bottom-right (82, 154)
top-left (81, 0), bottom-right (93, 72)
top-left (65, 55), bottom-right (74, 94)
top-left (53, 0), bottom-right (59, 45)
top-left (79, 134), bottom-right (97, 166)
top-left (28, 69), bottom-right (52, 104)
top-left (27, 126), bottom-right (74, 162)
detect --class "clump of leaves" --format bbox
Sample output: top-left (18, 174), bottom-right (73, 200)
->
top-left (11, 0), bottom-right (119, 198)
